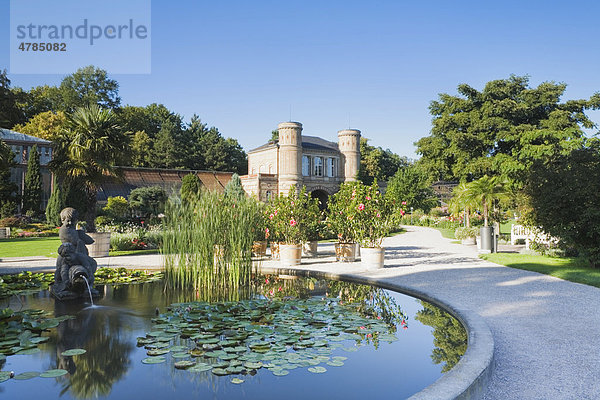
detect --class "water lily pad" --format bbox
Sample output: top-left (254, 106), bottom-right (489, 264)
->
top-left (271, 369), bottom-right (289, 376)
top-left (14, 371), bottom-right (40, 380)
top-left (243, 361), bottom-right (263, 369)
top-left (342, 347), bottom-right (357, 352)
top-left (40, 369), bottom-right (68, 378)
top-left (211, 368), bottom-right (229, 376)
top-left (16, 348), bottom-right (41, 355)
top-left (327, 360), bottom-right (344, 367)
top-left (231, 378), bottom-right (244, 384)
top-left (169, 345), bottom-right (188, 352)
top-left (171, 352), bottom-right (189, 359)
top-left (308, 366), bottom-right (327, 373)
top-left (174, 360), bottom-right (196, 369)
top-left (29, 337), bottom-right (50, 344)
top-left (226, 366), bottom-right (244, 374)
top-left (147, 349), bottom-right (169, 356)
top-left (189, 363), bottom-right (213, 372)
top-left (142, 356), bottom-right (166, 364)
top-left (61, 348), bottom-right (86, 356)
top-left (0, 371), bottom-right (11, 382)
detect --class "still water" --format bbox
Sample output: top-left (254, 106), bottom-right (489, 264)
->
top-left (0, 276), bottom-right (466, 399)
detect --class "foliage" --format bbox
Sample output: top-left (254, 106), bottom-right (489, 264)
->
top-left (462, 175), bottom-right (508, 227)
top-left (110, 227), bottom-right (162, 251)
top-left (266, 186), bottom-right (320, 245)
top-left (386, 164), bottom-right (438, 214)
top-left (448, 182), bottom-right (478, 228)
top-left (0, 200), bottom-right (17, 219)
top-left (50, 104), bottom-right (126, 231)
top-left (22, 145), bottom-right (42, 214)
top-left (180, 173), bottom-right (202, 202)
top-left (416, 75), bottom-right (600, 187)
top-left (327, 182), bottom-right (361, 243)
top-left (357, 138), bottom-right (409, 185)
top-left (45, 177), bottom-right (62, 226)
top-left (454, 226), bottom-right (479, 240)
top-left (129, 130), bottom-right (152, 167)
top-left (128, 186), bottom-right (167, 219)
top-left (224, 173), bottom-right (246, 199)
top-left (0, 139), bottom-right (18, 210)
top-left (525, 144), bottom-right (600, 268)
top-left (12, 110), bottom-right (67, 141)
top-left (58, 65), bottom-right (121, 112)
top-left (351, 181), bottom-right (394, 248)
top-left (0, 69), bottom-right (26, 127)
top-left (162, 190), bottom-right (260, 290)
top-left (415, 301), bottom-right (467, 373)
top-left (102, 196), bottom-right (129, 221)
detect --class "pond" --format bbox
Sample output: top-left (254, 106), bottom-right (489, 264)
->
top-left (0, 275), bottom-right (467, 399)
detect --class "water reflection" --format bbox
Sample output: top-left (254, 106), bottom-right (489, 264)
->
top-left (52, 301), bottom-right (134, 398)
top-left (415, 300), bottom-right (468, 372)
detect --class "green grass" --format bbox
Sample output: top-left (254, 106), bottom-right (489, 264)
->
top-left (0, 236), bottom-right (159, 258)
top-left (481, 252), bottom-right (600, 288)
top-left (435, 228), bottom-right (456, 239)
top-left (0, 237), bottom-right (61, 258)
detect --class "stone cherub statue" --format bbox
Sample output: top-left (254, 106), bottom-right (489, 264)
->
top-left (50, 208), bottom-right (100, 300)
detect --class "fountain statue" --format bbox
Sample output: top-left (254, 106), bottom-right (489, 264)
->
top-left (50, 207), bottom-right (100, 300)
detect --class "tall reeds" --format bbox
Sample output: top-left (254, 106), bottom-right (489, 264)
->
top-left (162, 190), bottom-right (260, 294)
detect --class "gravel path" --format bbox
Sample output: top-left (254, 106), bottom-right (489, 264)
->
top-left (2, 226), bottom-right (599, 398)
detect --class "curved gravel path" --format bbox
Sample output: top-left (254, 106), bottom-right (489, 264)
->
top-left (264, 226), bottom-right (600, 399)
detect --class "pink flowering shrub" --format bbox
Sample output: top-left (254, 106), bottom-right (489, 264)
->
top-left (266, 186), bottom-right (321, 245)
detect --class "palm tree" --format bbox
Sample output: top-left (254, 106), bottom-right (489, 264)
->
top-left (448, 182), bottom-right (478, 228)
top-left (50, 105), bottom-right (127, 231)
top-left (465, 175), bottom-right (508, 227)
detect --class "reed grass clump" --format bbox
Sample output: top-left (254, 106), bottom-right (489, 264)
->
top-left (162, 190), bottom-right (260, 293)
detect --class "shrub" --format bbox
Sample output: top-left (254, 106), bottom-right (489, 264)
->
top-left (103, 196), bottom-right (129, 220)
top-left (454, 227), bottom-right (479, 240)
top-left (267, 186), bottom-right (320, 245)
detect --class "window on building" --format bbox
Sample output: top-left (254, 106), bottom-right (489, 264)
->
top-left (302, 155), bottom-right (310, 176)
top-left (313, 157), bottom-right (323, 177)
top-left (266, 190), bottom-right (272, 202)
top-left (327, 158), bottom-right (336, 177)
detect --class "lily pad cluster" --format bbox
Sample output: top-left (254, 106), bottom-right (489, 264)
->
top-left (0, 308), bottom-right (74, 359)
top-left (0, 268), bottom-right (163, 299)
top-left (139, 297), bottom-right (401, 381)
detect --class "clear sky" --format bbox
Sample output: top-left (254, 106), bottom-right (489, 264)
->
top-left (2, 0), bottom-right (599, 158)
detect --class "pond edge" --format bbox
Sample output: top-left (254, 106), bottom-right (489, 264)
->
top-left (259, 266), bottom-right (495, 400)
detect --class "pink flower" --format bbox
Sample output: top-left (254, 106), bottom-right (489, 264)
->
top-left (401, 201), bottom-right (407, 205)
top-left (269, 290), bottom-right (274, 296)
top-left (291, 201), bottom-right (295, 206)
top-left (366, 196), bottom-right (371, 200)
top-left (357, 203), bottom-right (365, 211)
top-left (400, 210), bottom-right (405, 216)
top-left (359, 326), bottom-right (365, 330)
top-left (376, 213), bottom-right (381, 218)
top-left (274, 210), bottom-right (278, 216)
top-left (290, 218), bottom-right (297, 226)
top-left (265, 278), bottom-right (269, 284)
top-left (269, 213), bottom-right (274, 220)
top-left (278, 286), bottom-right (282, 292)
top-left (367, 333), bottom-right (372, 338)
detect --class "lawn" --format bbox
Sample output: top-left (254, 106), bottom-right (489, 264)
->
top-left (0, 237), bottom-right (159, 258)
top-left (481, 252), bottom-right (600, 288)
top-left (435, 228), bottom-right (456, 239)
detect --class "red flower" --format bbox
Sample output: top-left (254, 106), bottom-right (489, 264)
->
top-left (290, 218), bottom-right (297, 226)
top-left (265, 278), bottom-right (269, 284)
top-left (269, 213), bottom-right (274, 220)
top-left (357, 203), bottom-right (365, 211)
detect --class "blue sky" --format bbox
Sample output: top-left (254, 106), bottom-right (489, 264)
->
top-left (2, 0), bottom-right (600, 158)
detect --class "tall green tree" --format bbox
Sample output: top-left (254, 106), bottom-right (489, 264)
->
top-left (50, 105), bottom-right (127, 231)
top-left (22, 145), bottom-right (42, 214)
top-left (525, 142), bottom-right (600, 267)
top-left (463, 175), bottom-right (508, 227)
top-left (416, 75), bottom-right (600, 187)
top-left (12, 111), bottom-right (67, 141)
top-left (0, 70), bottom-right (25, 128)
top-left (358, 138), bottom-right (408, 184)
top-left (224, 173), bottom-right (246, 199)
top-left (385, 165), bottom-right (437, 213)
top-left (180, 173), bottom-right (202, 202)
top-left (59, 65), bottom-right (121, 112)
top-left (0, 140), bottom-right (17, 209)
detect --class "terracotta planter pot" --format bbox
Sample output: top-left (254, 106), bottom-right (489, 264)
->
top-left (86, 232), bottom-right (111, 258)
top-left (252, 241), bottom-right (268, 257)
top-left (360, 246), bottom-right (385, 269)
top-left (335, 242), bottom-right (358, 262)
top-left (279, 244), bottom-right (302, 267)
top-left (302, 241), bottom-right (318, 257)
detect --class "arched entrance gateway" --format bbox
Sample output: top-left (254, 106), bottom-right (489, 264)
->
top-left (310, 189), bottom-right (329, 211)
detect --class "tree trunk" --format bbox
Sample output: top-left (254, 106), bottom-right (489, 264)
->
top-left (465, 206), bottom-right (470, 228)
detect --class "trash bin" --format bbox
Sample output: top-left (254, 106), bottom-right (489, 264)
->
top-left (479, 226), bottom-right (494, 253)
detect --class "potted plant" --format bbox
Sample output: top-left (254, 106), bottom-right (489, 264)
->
top-left (327, 182), bottom-right (363, 262)
top-left (454, 226), bottom-right (478, 245)
top-left (302, 197), bottom-right (322, 257)
top-left (267, 186), bottom-right (318, 266)
top-left (353, 181), bottom-right (393, 269)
